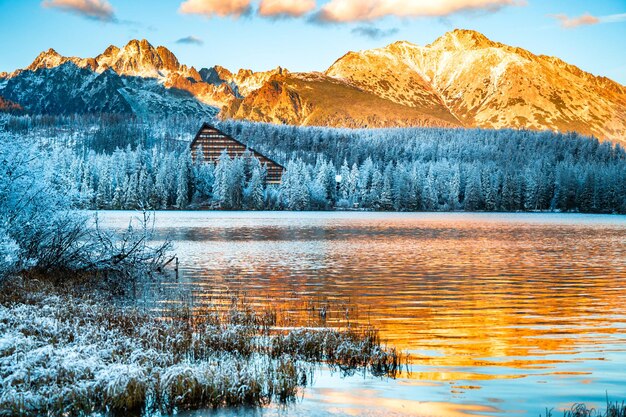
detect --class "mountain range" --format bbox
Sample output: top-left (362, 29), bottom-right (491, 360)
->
top-left (1, 30), bottom-right (624, 143)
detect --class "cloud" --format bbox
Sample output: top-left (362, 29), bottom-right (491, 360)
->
top-left (258, 0), bottom-right (316, 17)
top-left (551, 12), bottom-right (626, 29)
top-left (179, 0), bottom-right (251, 18)
top-left (41, 0), bottom-right (115, 21)
top-left (551, 13), bottom-right (599, 28)
top-left (351, 25), bottom-right (399, 39)
top-left (176, 35), bottom-right (204, 45)
top-left (314, 0), bottom-right (522, 23)
top-left (601, 13), bottom-right (626, 23)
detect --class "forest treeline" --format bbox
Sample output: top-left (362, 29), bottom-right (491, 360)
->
top-left (2, 114), bottom-right (626, 213)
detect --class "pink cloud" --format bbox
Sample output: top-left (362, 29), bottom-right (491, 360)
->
top-left (41, 0), bottom-right (115, 21)
top-left (259, 0), bottom-right (316, 17)
top-left (179, 0), bottom-right (252, 18)
top-left (316, 0), bottom-right (522, 22)
top-left (551, 13), bottom-right (600, 29)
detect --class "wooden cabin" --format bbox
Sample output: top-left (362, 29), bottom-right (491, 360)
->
top-left (190, 123), bottom-right (285, 184)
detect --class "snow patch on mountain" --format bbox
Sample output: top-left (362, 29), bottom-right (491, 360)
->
top-left (324, 29), bottom-right (626, 142)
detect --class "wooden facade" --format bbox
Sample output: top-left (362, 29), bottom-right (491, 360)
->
top-left (190, 123), bottom-right (285, 184)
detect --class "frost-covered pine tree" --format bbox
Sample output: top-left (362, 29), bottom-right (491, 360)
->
top-left (123, 173), bottom-right (138, 209)
top-left (153, 164), bottom-right (168, 209)
top-left (464, 168), bottom-right (484, 211)
top-left (96, 165), bottom-right (112, 209)
top-left (213, 150), bottom-right (231, 207)
top-left (357, 157), bottom-right (374, 205)
top-left (313, 160), bottom-right (335, 208)
top-left (349, 163), bottom-right (359, 199)
top-left (282, 159), bottom-right (310, 210)
top-left (422, 168), bottom-right (438, 211)
top-left (192, 162), bottom-right (214, 203)
top-left (379, 163), bottom-right (394, 210)
top-left (369, 169), bottom-right (383, 209)
top-left (226, 157), bottom-right (245, 209)
top-left (112, 185), bottom-right (123, 210)
top-left (448, 166), bottom-right (461, 210)
top-left (244, 166), bottom-right (264, 210)
top-left (176, 156), bottom-right (190, 209)
top-left (501, 172), bottom-right (519, 211)
top-left (523, 167), bottom-right (539, 211)
top-left (137, 166), bottom-right (150, 209)
top-left (339, 159), bottom-right (351, 201)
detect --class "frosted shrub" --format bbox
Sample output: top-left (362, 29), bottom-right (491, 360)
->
top-left (0, 289), bottom-right (402, 416)
top-left (159, 364), bottom-right (205, 410)
top-left (99, 364), bottom-right (148, 414)
top-left (0, 134), bottom-right (87, 273)
top-left (0, 134), bottom-right (170, 290)
top-left (0, 228), bottom-right (19, 279)
top-left (272, 328), bottom-right (403, 377)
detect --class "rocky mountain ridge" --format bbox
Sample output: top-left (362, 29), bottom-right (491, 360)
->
top-left (1, 31), bottom-right (625, 142)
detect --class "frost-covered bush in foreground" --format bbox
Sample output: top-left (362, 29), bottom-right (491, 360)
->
top-left (0, 134), bottom-right (169, 287)
top-left (0, 134), bottom-right (85, 277)
top-left (0, 284), bottom-right (402, 416)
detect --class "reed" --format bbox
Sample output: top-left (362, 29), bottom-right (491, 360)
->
top-left (542, 399), bottom-right (626, 417)
top-left (0, 278), bottom-right (404, 417)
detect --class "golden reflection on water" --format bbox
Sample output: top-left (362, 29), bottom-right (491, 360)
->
top-left (163, 217), bottom-right (626, 378)
top-left (309, 388), bottom-right (501, 417)
top-left (110, 212), bottom-right (626, 415)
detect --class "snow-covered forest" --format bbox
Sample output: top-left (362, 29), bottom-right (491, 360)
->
top-left (2, 114), bottom-right (626, 213)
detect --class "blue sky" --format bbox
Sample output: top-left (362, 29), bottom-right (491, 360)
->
top-left (0, 0), bottom-right (625, 84)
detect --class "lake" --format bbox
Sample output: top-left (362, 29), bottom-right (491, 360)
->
top-left (97, 211), bottom-right (626, 416)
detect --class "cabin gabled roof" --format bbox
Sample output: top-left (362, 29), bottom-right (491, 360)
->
top-left (191, 122), bottom-right (285, 170)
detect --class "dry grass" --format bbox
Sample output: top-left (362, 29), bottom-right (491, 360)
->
top-left (0, 277), bottom-right (405, 416)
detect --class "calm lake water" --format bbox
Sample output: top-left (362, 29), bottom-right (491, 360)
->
top-left (98, 211), bottom-right (626, 417)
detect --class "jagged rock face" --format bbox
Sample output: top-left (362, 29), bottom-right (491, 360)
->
top-left (3, 31), bottom-right (625, 142)
top-left (199, 67), bottom-right (227, 86)
top-left (2, 63), bottom-right (110, 114)
top-left (25, 48), bottom-right (97, 72)
top-left (18, 39), bottom-right (235, 109)
top-left (222, 72), bottom-right (461, 128)
top-left (0, 62), bottom-right (216, 117)
top-left (325, 29), bottom-right (626, 142)
top-left (230, 67), bottom-right (288, 97)
top-left (201, 66), bottom-right (289, 97)
top-left (164, 71), bottom-right (235, 108)
top-left (95, 39), bottom-right (180, 77)
top-left (26, 48), bottom-right (68, 71)
top-left (25, 40), bottom-right (182, 77)
top-left (325, 45), bottom-right (460, 126)
top-left (200, 65), bottom-right (235, 86)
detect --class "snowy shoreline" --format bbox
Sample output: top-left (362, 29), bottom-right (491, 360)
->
top-left (0, 280), bottom-right (403, 417)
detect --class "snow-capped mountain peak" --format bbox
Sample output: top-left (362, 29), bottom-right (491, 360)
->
top-left (322, 29), bottom-right (626, 142)
top-left (2, 32), bottom-right (626, 143)
top-left (1, 40), bottom-right (221, 118)
top-left (95, 39), bottom-right (181, 77)
top-left (428, 29), bottom-right (498, 50)
top-left (24, 39), bottom-right (184, 79)
top-left (27, 48), bottom-right (64, 70)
